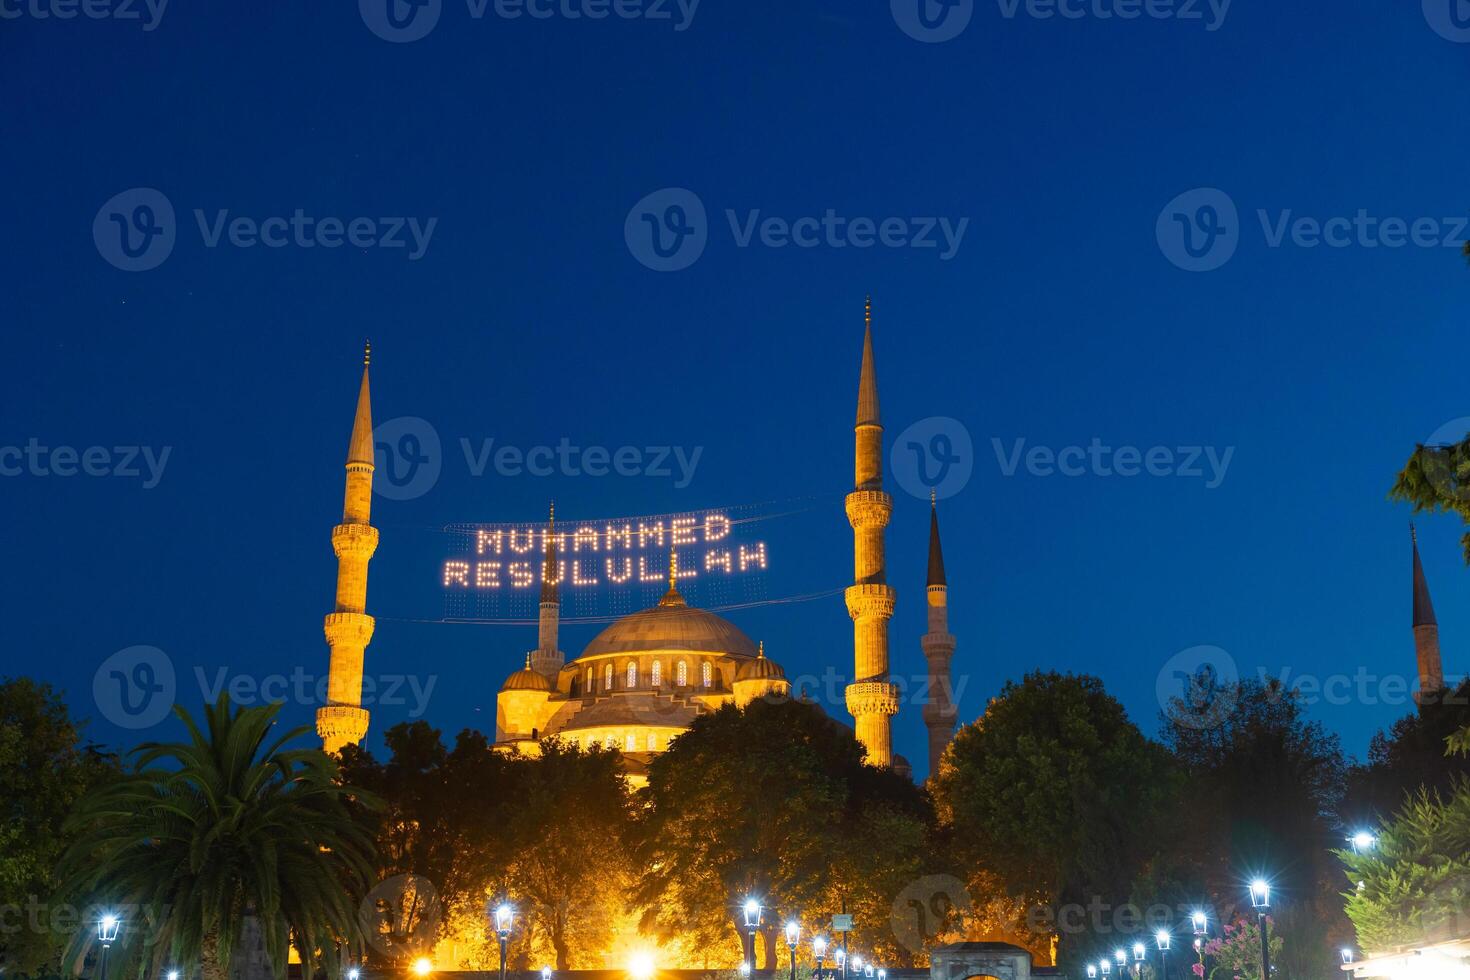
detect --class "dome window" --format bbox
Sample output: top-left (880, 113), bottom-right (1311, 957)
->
top-left (701, 661), bottom-right (713, 688)
top-left (626, 661), bottom-right (638, 688)
top-left (676, 660), bottom-right (688, 687)
top-left (651, 659), bottom-right (662, 687)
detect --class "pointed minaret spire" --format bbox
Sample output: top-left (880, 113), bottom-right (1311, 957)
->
top-left (856, 296), bottom-right (880, 429)
top-left (318, 345), bottom-right (381, 754)
top-left (1411, 523), bottom-right (1444, 707)
top-left (845, 296), bottom-right (899, 768)
top-left (921, 493), bottom-right (957, 776)
top-left (530, 501), bottom-right (565, 679)
top-left (347, 341), bottom-right (374, 467)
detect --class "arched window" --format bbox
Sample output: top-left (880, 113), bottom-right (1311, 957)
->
top-left (676, 660), bottom-right (688, 686)
top-left (604, 663), bottom-right (614, 690)
top-left (647, 732), bottom-right (658, 751)
top-left (586, 667), bottom-right (593, 692)
top-left (625, 733), bottom-right (636, 752)
top-left (701, 661), bottom-right (713, 688)
top-left (626, 661), bottom-right (638, 688)
top-left (651, 659), bottom-right (662, 687)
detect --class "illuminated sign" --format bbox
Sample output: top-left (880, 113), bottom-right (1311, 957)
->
top-left (441, 507), bottom-right (771, 616)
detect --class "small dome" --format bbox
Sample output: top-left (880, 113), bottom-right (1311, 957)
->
top-left (735, 644), bottom-right (785, 682)
top-left (501, 658), bottom-right (553, 693)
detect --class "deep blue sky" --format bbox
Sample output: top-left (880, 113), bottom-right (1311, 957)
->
top-left (3, 0), bottom-right (1469, 778)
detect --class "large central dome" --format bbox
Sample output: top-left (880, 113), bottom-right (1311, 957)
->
top-left (579, 590), bottom-right (759, 660)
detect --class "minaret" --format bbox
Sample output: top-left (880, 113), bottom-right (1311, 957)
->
top-left (921, 490), bottom-right (957, 774)
top-left (1412, 524), bottom-right (1444, 707)
top-left (317, 343), bottom-right (379, 755)
top-left (529, 503), bottom-right (564, 678)
top-left (845, 297), bottom-right (899, 767)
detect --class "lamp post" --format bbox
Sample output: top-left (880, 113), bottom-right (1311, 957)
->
top-left (1249, 880), bottom-right (1271, 980)
top-left (1156, 931), bottom-right (1171, 980)
top-left (814, 937), bottom-right (827, 980)
top-left (835, 948), bottom-right (846, 980)
top-left (97, 914), bottom-right (121, 980)
top-left (785, 923), bottom-right (801, 980)
top-left (740, 963), bottom-right (752, 980)
top-left (493, 904), bottom-right (514, 980)
top-left (864, 965), bottom-right (874, 979)
top-left (1114, 948), bottom-right (1126, 980)
top-left (1132, 943), bottom-right (1146, 980)
top-left (1100, 957), bottom-right (1111, 979)
top-left (542, 967), bottom-right (552, 980)
top-left (347, 969), bottom-right (360, 980)
top-left (1086, 965), bottom-right (1097, 980)
top-left (744, 900), bottom-right (762, 973)
top-left (1340, 949), bottom-right (1354, 966)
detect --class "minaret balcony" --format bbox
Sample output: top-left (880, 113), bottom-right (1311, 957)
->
top-left (332, 522), bottom-right (380, 559)
top-left (845, 583), bottom-right (896, 620)
top-left (845, 680), bottom-right (900, 717)
top-left (844, 490), bottom-right (893, 528)
top-left (323, 611), bottom-right (375, 647)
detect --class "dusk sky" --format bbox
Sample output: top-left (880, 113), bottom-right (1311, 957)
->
top-left (3, 0), bottom-right (1469, 777)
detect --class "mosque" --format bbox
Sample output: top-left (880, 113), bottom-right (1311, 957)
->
top-left (312, 300), bottom-right (960, 782)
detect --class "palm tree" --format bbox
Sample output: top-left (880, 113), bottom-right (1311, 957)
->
top-left (61, 695), bottom-right (379, 980)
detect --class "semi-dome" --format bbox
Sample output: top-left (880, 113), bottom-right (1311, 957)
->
top-left (735, 643), bottom-right (785, 681)
top-left (579, 587), bottom-right (759, 661)
top-left (501, 659), bottom-right (553, 692)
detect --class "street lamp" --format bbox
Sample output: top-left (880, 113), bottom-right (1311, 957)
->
top-left (1114, 948), bottom-right (1127, 979)
top-left (347, 969), bottom-right (360, 980)
top-left (97, 914), bottom-right (121, 980)
top-left (168, 971), bottom-right (180, 980)
top-left (785, 923), bottom-right (801, 980)
top-left (493, 904), bottom-right (514, 980)
top-left (1156, 931), bottom-right (1170, 980)
top-left (864, 966), bottom-right (874, 979)
top-left (1349, 832), bottom-right (1377, 854)
top-left (1099, 958), bottom-right (1111, 978)
top-left (814, 937), bottom-right (827, 980)
top-left (1191, 911), bottom-right (1207, 937)
top-left (1132, 942), bottom-right (1146, 980)
top-left (1087, 964), bottom-right (1098, 980)
top-left (744, 900), bottom-right (762, 972)
top-left (835, 948), bottom-right (846, 980)
top-left (740, 964), bottom-right (751, 979)
top-left (1341, 949), bottom-right (1354, 966)
top-left (1248, 880), bottom-right (1271, 980)
top-left (542, 967), bottom-right (552, 980)
top-left (413, 960), bottom-right (432, 977)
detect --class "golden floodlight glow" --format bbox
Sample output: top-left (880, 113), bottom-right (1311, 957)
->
top-left (413, 959), bottom-right (433, 976)
top-left (628, 952), bottom-right (655, 980)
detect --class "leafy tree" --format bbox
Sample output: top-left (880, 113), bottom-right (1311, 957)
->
top-left (1391, 441), bottom-right (1470, 563)
top-left (1345, 679), bottom-right (1470, 824)
top-left (632, 698), bottom-right (935, 968)
top-left (933, 671), bottom-right (1179, 966)
top-left (0, 678), bottom-right (116, 978)
top-left (1338, 783), bottom-right (1470, 952)
top-left (500, 737), bottom-right (632, 970)
top-left (1162, 678), bottom-right (1345, 912)
top-left (60, 695), bottom-right (378, 980)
